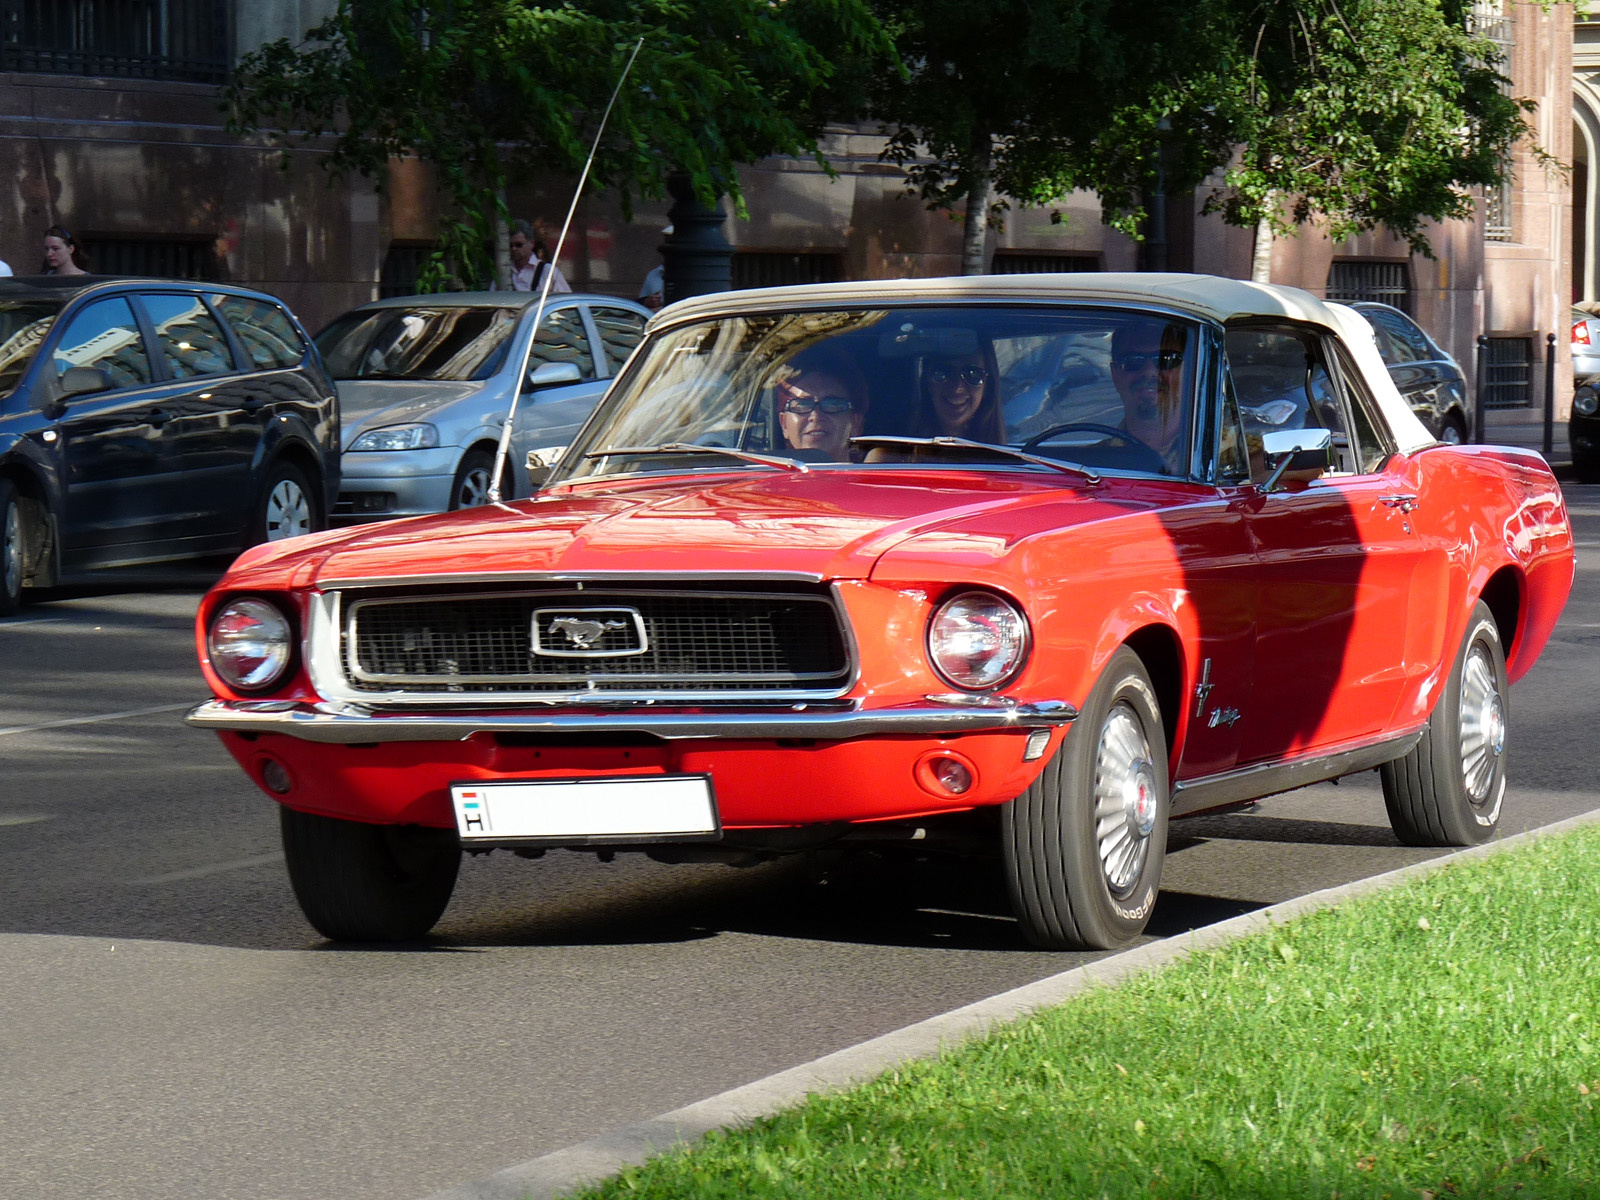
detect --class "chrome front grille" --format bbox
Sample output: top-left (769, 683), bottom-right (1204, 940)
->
top-left (342, 587), bottom-right (852, 694)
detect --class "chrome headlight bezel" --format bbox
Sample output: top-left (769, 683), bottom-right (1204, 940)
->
top-left (207, 597), bottom-right (295, 692)
top-left (925, 590), bottom-right (1030, 692)
top-left (347, 422), bottom-right (441, 452)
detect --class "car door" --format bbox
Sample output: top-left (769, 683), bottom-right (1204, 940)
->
top-left (47, 294), bottom-right (180, 565)
top-left (1229, 322), bottom-right (1425, 765)
top-left (514, 303), bottom-right (603, 457)
top-left (135, 290), bottom-right (259, 542)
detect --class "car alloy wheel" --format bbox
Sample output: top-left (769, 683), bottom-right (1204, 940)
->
top-left (265, 477), bottom-right (312, 541)
top-left (1458, 642), bottom-right (1505, 806)
top-left (1094, 703), bottom-right (1159, 899)
top-left (0, 482), bottom-right (23, 616)
top-left (1438, 421), bottom-right (1464, 446)
top-left (456, 463), bottom-right (493, 508)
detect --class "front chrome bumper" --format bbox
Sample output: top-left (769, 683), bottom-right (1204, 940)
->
top-left (186, 696), bottom-right (1079, 745)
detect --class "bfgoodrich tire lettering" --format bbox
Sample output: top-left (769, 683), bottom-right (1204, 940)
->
top-left (1002, 646), bottom-right (1168, 950)
top-left (280, 807), bottom-right (461, 942)
top-left (1381, 600), bottom-right (1509, 846)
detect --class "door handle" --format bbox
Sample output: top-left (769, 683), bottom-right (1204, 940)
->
top-left (239, 396), bottom-right (263, 414)
top-left (1380, 493), bottom-right (1419, 513)
top-left (147, 407), bottom-right (173, 426)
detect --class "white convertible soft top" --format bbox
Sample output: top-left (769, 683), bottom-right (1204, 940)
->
top-left (658, 272), bottom-right (1436, 454)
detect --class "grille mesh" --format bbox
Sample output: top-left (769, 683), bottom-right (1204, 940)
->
top-left (346, 590), bottom-right (850, 693)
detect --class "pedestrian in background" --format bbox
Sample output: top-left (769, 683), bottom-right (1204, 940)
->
top-left (41, 226), bottom-right (89, 275)
top-left (638, 224), bottom-right (672, 311)
top-left (498, 220), bottom-right (571, 293)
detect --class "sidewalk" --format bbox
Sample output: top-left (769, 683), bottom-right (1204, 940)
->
top-left (1482, 403), bottom-right (1568, 466)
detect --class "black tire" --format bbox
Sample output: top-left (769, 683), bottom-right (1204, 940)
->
top-left (252, 461), bottom-right (322, 545)
top-left (1380, 600), bottom-right (1509, 846)
top-left (280, 807), bottom-right (461, 942)
top-left (1573, 447), bottom-right (1600, 485)
top-left (0, 478), bottom-right (24, 617)
top-left (1002, 646), bottom-right (1168, 950)
top-left (450, 447), bottom-right (510, 509)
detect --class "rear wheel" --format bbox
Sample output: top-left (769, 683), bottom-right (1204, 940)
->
top-left (0, 479), bottom-right (24, 617)
top-left (1002, 647), bottom-right (1167, 950)
top-left (253, 461), bottom-right (320, 544)
top-left (280, 807), bottom-right (461, 942)
top-left (1381, 601), bottom-right (1509, 846)
top-left (1438, 414), bottom-right (1467, 446)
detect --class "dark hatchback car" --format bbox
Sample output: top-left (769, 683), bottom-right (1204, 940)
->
top-left (0, 276), bottom-right (337, 614)
top-left (1348, 301), bottom-right (1470, 444)
top-left (1569, 376), bottom-right (1600, 482)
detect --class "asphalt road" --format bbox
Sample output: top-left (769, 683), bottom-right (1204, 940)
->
top-left (4, 488), bottom-right (1600, 1200)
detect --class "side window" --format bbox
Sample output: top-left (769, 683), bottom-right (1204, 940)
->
top-left (1365, 309), bottom-right (1425, 363)
top-left (524, 306), bottom-right (596, 385)
top-left (140, 293), bottom-right (236, 379)
top-left (1328, 341), bottom-right (1394, 474)
top-left (591, 305), bottom-right (648, 374)
top-left (51, 297), bottom-right (152, 391)
top-left (213, 294), bottom-right (305, 370)
top-left (1215, 366), bottom-right (1252, 485)
top-left (1225, 324), bottom-right (1352, 478)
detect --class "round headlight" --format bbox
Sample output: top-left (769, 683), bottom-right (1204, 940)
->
top-left (208, 598), bottom-right (293, 691)
top-left (1576, 388), bottom-right (1599, 417)
top-left (927, 591), bottom-right (1029, 691)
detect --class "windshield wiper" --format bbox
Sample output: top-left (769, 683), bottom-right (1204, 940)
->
top-left (584, 443), bottom-right (810, 473)
top-left (850, 436), bottom-right (1100, 485)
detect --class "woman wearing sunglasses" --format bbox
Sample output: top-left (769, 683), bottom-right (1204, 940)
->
top-left (913, 343), bottom-right (1004, 443)
top-left (775, 349), bottom-right (869, 462)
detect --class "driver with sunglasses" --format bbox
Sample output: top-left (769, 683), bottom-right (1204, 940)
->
top-left (775, 350), bottom-right (868, 461)
top-left (1109, 321), bottom-right (1188, 472)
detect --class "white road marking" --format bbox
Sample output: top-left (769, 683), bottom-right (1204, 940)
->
top-left (127, 852), bottom-right (286, 886)
top-left (0, 702), bottom-right (193, 738)
top-left (0, 813), bottom-right (53, 827)
top-left (0, 615), bottom-right (67, 628)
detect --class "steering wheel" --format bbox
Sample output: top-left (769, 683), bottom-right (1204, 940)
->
top-left (1020, 422), bottom-right (1166, 473)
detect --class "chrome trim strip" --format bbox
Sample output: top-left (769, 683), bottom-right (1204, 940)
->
top-left (1169, 726), bottom-right (1427, 818)
top-left (317, 570), bottom-right (828, 590)
top-left (317, 584), bottom-right (860, 703)
top-left (186, 697), bottom-right (1080, 744)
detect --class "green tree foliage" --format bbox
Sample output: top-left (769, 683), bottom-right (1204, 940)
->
top-left (226, 0), bottom-right (892, 289)
top-left (868, 0), bottom-right (1540, 273)
top-left (1192, 0), bottom-right (1540, 258)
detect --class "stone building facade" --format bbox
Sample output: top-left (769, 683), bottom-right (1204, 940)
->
top-left (0, 0), bottom-right (1575, 431)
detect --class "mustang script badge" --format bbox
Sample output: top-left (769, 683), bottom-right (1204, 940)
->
top-left (531, 607), bottom-right (649, 657)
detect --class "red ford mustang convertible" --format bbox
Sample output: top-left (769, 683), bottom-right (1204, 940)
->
top-left (188, 275), bottom-right (1574, 949)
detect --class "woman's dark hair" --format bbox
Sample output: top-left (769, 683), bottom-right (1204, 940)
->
top-left (41, 225), bottom-right (90, 273)
top-left (911, 338), bottom-right (1004, 442)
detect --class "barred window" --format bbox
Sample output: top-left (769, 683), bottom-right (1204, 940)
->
top-left (731, 252), bottom-right (843, 290)
top-left (1326, 261), bottom-right (1412, 314)
top-left (990, 254), bottom-right (1100, 274)
top-left (0, 0), bottom-right (229, 83)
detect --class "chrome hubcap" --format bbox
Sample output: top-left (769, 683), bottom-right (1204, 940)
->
top-left (2, 500), bottom-right (19, 598)
top-left (265, 479), bottom-right (311, 541)
top-left (457, 466), bottom-right (492, 508)
top-left (1459, 644), bottom-right (1504, 804)
top-left (1439, 424), bottom-right (1463, 446)
top-left (1094, 703), bottom-right (1158, 898)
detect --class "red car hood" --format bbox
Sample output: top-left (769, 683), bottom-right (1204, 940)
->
top-left (287, 470), bottom-right (1177, 586)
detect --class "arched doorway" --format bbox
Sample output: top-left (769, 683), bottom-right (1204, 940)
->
top-left (1573, 79), bottom-right (1600, 301)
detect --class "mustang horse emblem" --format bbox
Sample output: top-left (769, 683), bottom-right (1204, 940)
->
top-left (549, 616), bottom-right (628, 650)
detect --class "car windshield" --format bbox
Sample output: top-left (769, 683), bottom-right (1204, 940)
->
top-left (0, 300), bottom-right (62, 395)
top-left (315, 306), bottom-right (520, 381)
top-left (553, 305), bottom-right (1200, 484)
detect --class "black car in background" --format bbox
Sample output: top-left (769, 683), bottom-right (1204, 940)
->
top-left (0, 276), bottom-right (337, 614)
top-left (1570, 376), bottom-right (1600, 483)
top-left (1348, 301), bottom-right (1471, 445)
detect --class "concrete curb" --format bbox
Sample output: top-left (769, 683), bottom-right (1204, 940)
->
top-left (420, 806), bottom-right (1600, 1200)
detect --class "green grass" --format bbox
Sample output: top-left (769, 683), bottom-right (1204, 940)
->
top-left (580, 826), bottom-right (1600, 1199)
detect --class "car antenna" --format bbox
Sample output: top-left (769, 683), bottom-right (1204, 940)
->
top-left (488, 35), bottom-right (646, 508)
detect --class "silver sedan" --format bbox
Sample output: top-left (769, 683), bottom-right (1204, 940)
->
top-left (316, 292), bottom-right (650, 522)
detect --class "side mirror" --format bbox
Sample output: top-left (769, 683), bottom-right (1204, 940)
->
top-left (523, 361), bottom-right (582, 392)
top-left (57, 366), bottom-right (111, 400)
top-left (1260, 427), bottom-right (1333, 491)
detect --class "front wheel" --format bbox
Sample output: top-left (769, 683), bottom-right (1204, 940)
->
top-left (1002, 647), bottom-right (1168, 950)
top-left (0, 479), bottom-right (25, 617)
top-left (450, 448), bottom-right (511, 509)
top-left (280, 807), bottom-right (461, 942)
top-left (1380, 600), bottom-right (1509, 846)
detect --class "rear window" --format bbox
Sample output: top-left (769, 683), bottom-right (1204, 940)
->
top-left (315, 306), bottom-right (519, 381)
top-left (0, 301), bottom-right (60, 395)
top-left (213, 294), bottom-right (305, 370)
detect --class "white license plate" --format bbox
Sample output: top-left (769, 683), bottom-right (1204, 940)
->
top-left (450, 775), bottom-right (718, 843)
